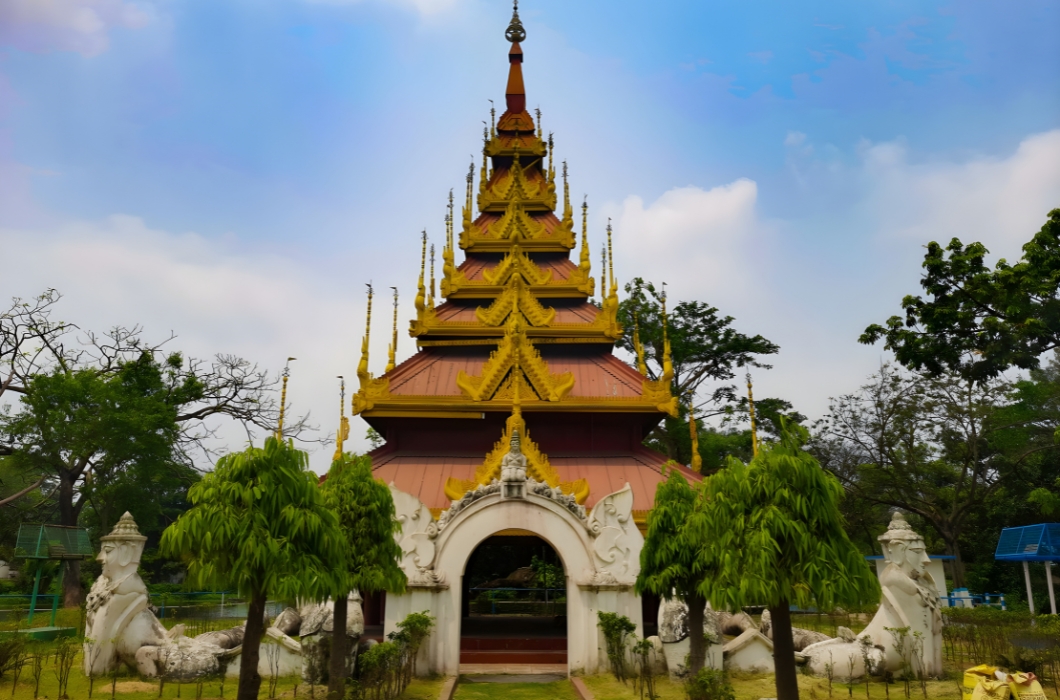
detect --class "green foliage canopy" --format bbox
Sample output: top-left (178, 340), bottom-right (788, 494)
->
top-left (160, 436), bottom-right (344, 602)
top-left (861, 209), bottom-right (1060, 382)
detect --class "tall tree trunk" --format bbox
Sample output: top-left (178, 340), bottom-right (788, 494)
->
top-left (328, 594), bottom-right (349, 700)
top-left (686, 593), bottom-right (707, 674)
top-left (945, 536), bottom-right (966, 589)
top-left (771, 602), bottom-right (799, 700)
top-left (58, 471), bottom-right (82, 607)
top-left (236, 593), bottom-right (267, 700)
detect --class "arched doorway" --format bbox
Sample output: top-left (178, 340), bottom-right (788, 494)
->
top-left (460, 532), bottom-right (567, 666)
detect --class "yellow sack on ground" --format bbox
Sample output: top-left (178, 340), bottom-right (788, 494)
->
top-left (1008, 672), bottom-right (1047, 700)
top-left (972, 678), bottom-right (1012, 700)
top-left (964, 666), bottom-right (1000, 700)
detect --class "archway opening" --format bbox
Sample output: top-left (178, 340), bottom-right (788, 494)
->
top-left (459, 531), bottom-right (568, 666)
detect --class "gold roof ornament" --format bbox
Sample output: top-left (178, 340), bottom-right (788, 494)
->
top-left (660, 283), bottom-right (674, 385)
top-left (333, 376), bottom-right (349, 462)
top-left (475, 274), bottom-right (556, 327)
top-left (688, 394), bottom-right (702, 473)
top-left (633, 311), bottom-right (648, 376)
top-left (414, 231), bottom-right (427, 315)
top-left (354, 283), bottom-right (391, 414)
top-left (276, 357), bottom-right (296, 440)
top-left (386, 287), bottom-right (399, 374)
top-left (505, 0), bottom-right (526, 43)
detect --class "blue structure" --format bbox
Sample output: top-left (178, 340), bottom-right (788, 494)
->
top-left (994, 524), bottom-right (1060, 615)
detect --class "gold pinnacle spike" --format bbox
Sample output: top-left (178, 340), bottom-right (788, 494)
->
top-left (661, 283), bottom-right (673, 384)
top-left (276, 357), bottom-right (297, 441)
top-left (633, 311), bottom-right (647, 376)
top-left (506, 0), bottom-right (526, 43)
top-left (333, 376), bottom-right (349, 462)
top-left (429, 244), bottom-right (436, 306)
top-left (357, 283), bottom-right (374, 385)
top-left (415, 231), bottom-right (427, 314)
top-left (386, 287), bottom-right (399, 374)
top-left (688, 393), bottom-right (702, 474)
top-left (606, 218), bottom-right (615, 294)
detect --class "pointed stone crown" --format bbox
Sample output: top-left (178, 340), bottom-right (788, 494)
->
top-left (100, 511), bottom-right (148, 543)
top-left (878, 511), bottom-right (922, 543)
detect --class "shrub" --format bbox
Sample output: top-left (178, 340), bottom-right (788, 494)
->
top-left (597, 611), bottom-right (636, 683)
top-left (685, 667), bottom-right (735, 700)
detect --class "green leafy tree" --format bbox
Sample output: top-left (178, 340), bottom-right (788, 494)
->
top-left (635, 466), bottom-right (713, 673)
top-left (1, 290), bottom-right (305, 605)
top-left (617, 279), bottom-right (783, 462)
top-left (160, 437), bottom-right (344, 700)
top-left (814, 364), bottom-right (1056, 587)
top-left (860, 209), bottom-right (1060, 382)
top-left (697, 425), bottom-right (879, 700)
top-left (320, 453), bottom-right (407, 700)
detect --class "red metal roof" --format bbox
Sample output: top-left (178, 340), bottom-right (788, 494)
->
top-left (370, 444), bottom-right (699, 511)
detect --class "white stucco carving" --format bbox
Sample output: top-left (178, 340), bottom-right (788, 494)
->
top-left (500, 430), bottom-right (529, 498)
top-left (803, 512), bottom-right (943, 679)
top-left (587, 483), bottom-right (636, 582)
top-left (389, 483), bottom-right (443, 586)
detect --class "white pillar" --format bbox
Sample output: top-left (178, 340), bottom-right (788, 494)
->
top-left (1024, 561), bottom-right (1036, 615)
top-left (1046, 562), bottom-right (1057, 615)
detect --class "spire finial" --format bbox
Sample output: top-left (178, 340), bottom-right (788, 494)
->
top-left (277, 356), bottom-right (297, 441)
top-left (358, 283), bottom-right (374, 385)
top-left (415, 231), bottom-right (427, 314)
top-left (688, 392), bottom-right (702, 473)
top-left (429, 244), bottom-right (436, 306)
top-left (580, 195), bottom-right (591, 282)
top-left (661, 283), bottom-right (673, 384)
top-left (747, 372), bottom-right (759, 457)
top-left (606, 218), bottom-right (615, 294)
top-left (633, 311), bottom-right (647, 376)
top-left (386, 287), bottom-right (399, 374)
top-left (506, 0), bottom-right (526, 43)
top-left (333, 376), bottom-right (349, 461)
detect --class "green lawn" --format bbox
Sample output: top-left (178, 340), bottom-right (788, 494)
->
top-left (456, 679), bottom-right (579, 700)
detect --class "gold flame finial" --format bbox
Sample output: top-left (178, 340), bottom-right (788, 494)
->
top-left (633, 311), bottom-right (647, 376)
top-left (276, 357), bottom-right (297, 441)
top-left (415, 231), bottom-right (427, 314)
top-left (579, 194), bottom-right (591, 283)
top-left (429, 243), bottom-right (436, 307)
top-left (688, 393), bottom-right (702, 473)
top-left (661, 283), bottom-right (673, 384)
top-left (333, 376), bottom-right (349, 462)
top-left (747, 372), bottom-right (759, 457)
top-left (357, 283), bottom-right (374, 385)
top-left (606, 218), bottom-right (616, 295)
top-left (386, 287), bottom-right (399, 374)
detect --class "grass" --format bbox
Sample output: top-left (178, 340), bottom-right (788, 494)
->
top-left (403, 677), bottom-right (448, 700)
top-left (455, 679), bottom-right (579, 700)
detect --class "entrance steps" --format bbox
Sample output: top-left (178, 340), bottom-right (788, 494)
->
top-left (459, 636), bottom-right (567, 664)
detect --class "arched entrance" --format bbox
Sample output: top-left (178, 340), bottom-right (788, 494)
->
top-left (460, 533), bottom-right (567, 666)
top-left (385, 482), bottom-right (644, 676)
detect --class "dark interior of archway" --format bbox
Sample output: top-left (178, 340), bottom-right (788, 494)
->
top-left (460, 534), bottom-right (567, 660)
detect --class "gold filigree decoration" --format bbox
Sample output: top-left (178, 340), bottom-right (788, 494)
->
top-left (455, 315), bottom-right (574, 402)
top-left (475, 276), bottom-right (556, 327)
top-left (482, 245), bottom-right (552, 286)
top-left (443, 384), bottom-right (589, 503)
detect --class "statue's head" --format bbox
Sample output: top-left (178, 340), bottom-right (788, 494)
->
top-left (98, 512), bottom-right (148, 578)
top-left (878, 511), bottom-right (929, 577)
top-left (509, 429), bottom-right (522, 455)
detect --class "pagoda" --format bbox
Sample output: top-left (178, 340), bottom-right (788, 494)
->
top-left (352, 4), bottom-right (704, 675)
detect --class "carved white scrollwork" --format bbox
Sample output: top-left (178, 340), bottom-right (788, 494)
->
top-left (587, 483), bottom-right (636, 582)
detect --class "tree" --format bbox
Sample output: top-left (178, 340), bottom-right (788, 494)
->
top-left (697, 425), bottom-right (878, 700)
top-left (860, 209), bottom-right (1060, 382)
top-left (320, 453), bottom-right (406, 700)
top-left (160, 437), bottom-right (344, 700)
top-left (814, 364), bottom-right (1056, 587)
top-left (1, 290), bottom-right (304, 605)
top-left (635, 466), bottom-right (713, 673)
top-left (617, 279), bottom-right (782, 461)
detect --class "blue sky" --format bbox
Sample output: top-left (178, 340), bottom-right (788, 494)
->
top-left (1, 0), bottom-right (1058, 470)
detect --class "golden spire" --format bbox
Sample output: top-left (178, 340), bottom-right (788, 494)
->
top-left (606, 218), bottom-right (616, 295)
top-left (535, 106), bottom-right (542, 138)
top-left (688, 393), bottom-right (702, 473)
top-left (386, 287), bottom-right (399, 374)
top-left (357, 283), bottom-right (374, 385)
top-left (415, 231), bottom-right (427, 314)
top-left (276, 357), bottom-right (296, 441)
top-left (579, 194), bottom-right (590, 277)
top-left (489, 100), bottom-right (496, 138)
top-left (747, 372), bottom-right (759, 457)
top-left (429, 244), bottom-right (436, 307)
top-left (661, 283), bottom-right (674, 384)
top-left (333, 376), bottom-right (349, 462)
top-left (633, 311), bottom-right (648, 376)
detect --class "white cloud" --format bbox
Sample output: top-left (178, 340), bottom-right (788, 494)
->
top-left (0, 214), bottom-right (411, 472)
top-left (0, 0), bottom-right (150, 56)
top-left (609, 179), bottom-right (770, 307)
top-left (860, 129), bottom-right (1060, 256)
